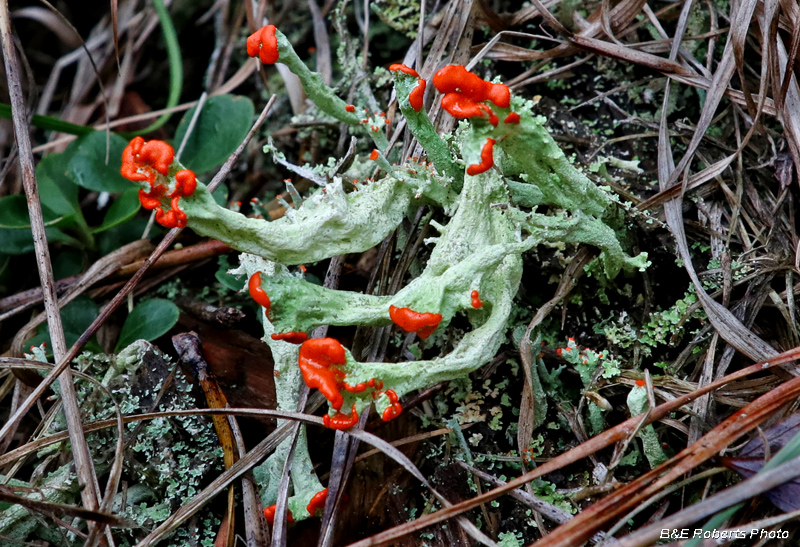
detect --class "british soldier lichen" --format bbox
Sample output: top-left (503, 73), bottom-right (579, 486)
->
top-left (120, 25), bottom-right (648, 522)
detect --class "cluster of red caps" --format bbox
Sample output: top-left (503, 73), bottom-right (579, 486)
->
top-left (248, 274), bottom-right (491, 430)
top-left (387, 62), bottom-right (519, 176)
top-left (244, 23), bottom-right (518, 177)
top-left (297, 338), bottom-right (399, 430)
top-left (433, 65), bottom-right (517, 175)
top-left (263, 487), bottom-right (331, 524)
top-left (120, 137), bottom-right (197, 229)
top-left (246, 25), bottom-right (279, 64)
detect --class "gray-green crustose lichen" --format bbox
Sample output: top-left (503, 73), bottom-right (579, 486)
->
top-left (122, 32), bottom-right (648, 520)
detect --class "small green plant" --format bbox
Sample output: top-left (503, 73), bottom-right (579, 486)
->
top-left (119, 24), bottom-right (648, 521)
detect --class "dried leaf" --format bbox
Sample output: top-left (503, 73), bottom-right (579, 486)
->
top-left (721, 413), bottom-right (800, 511)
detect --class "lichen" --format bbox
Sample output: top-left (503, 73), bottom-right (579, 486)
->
top-left (121, 28), bottom-right (648, 520)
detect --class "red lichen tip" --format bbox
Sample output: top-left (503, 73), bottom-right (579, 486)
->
top-left (381, 389), bottom-right (403, 421)
top-left (466, 138), bottom-right (496, 176)
top-left (389, 63), bottom-right (426, 112)
top-left (433, 65), bottom-right (510, 125)
top-left (370, 149), bottom-right (379, 161)
top-left (155, 207), bottom-right (182, 229)
top-left (299, 338), bottom-right (348, 410)
top-left (174, 169), bottom-right (197, 197)
top-left (264, 505), bottom-right (294, 524)
top-left (139, 187), bottom-right (164, 210)
top-left (636, 379), bottom-right (646, 387)
top-left (345, 104), bottom-right (356, 112)
top-left (389, 63), bottom-right (419, 78)
top-left (121, 136), bottom-right (175, 182)
top-left (248, 272), bottom-right (271, 312)
top-left (433, 65), bottom-right (510, 108)
top-left (307, 488), bottom-right (328, 517)
top-left (247, 25), bottom-right (279, 64)
top-left (470, 290), bottom-right (484, 309)
top-left (441, 94), bottom-right (498, 125)
top-left (389, 305), bottom-right (442, 339)
top-left (409, 79), bottom-right (426, 112)
top-left (323, 403), bottom-right (359, 430)
top-left (125, 138), bottom-right (190, 230)
top-left (504, 112), bottom-right (521, 124)
top-left (271, 332), bottom-right (309, 344)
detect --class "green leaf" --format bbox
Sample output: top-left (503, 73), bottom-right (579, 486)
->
top-left (173, 94), bottom-right (254, 173)
top-left (93, 188), bottom-right (141, 234)
top-left (212, 183), bottom-right (228, 207)
top-left (30, 296), bottom-right (99, 350)
top-left (0, 227), bottom-right (81, 255)
top-left (66, 131), bottom-right (132, 193)
top-left (116, 298), bottom-right (180, 351)
top-left (36, 151), bottom-right (81, 218)
top-left (52, 250), bottom-right (85, 278)
top-left (0, 194), bottom-right (63, 228)
top-left (0, 195), bottom-right (35, 228)
top-left (215, 255), bottom-right (244, 292)
top-left (97, 218), bottom-right (153, 256)
top-left (0, 102), bottom-right (94, 135)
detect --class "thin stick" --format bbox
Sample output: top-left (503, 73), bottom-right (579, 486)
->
top-left (0, 0), bottom-right (100, 521)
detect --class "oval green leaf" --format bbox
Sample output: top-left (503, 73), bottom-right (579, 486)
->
top-left (0, 227), bottom-right (81, 255)
top-left (0, 194), bottom-right (63, 228)
top-left (66, 131), bottom-right (132, 193)
top-left (116, 298), bottom-right (180, 351)
top-left (173, 94), bottom-right (254, 174)
top-left (93, 187), bottom-right (141, 234)
top-left (31, 295), bottom-right (99, 350)
top-left (37, 151), bottom-right (81, 218)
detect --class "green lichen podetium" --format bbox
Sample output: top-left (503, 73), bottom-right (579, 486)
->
top-left (124, 32), bottom-right (648, 519)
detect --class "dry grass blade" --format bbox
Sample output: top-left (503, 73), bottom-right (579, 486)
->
top-left (770, 8), bottom-right (800, 179)
top-left (569, 34), bottom-right (690, 75)
top-left (109, 0), bottom-right (119, 67)
top-left (664, 0), bottom-right (757, 192)
top-left (113, 239), bottom-right (230, 278)
top-left (115, 403), bottom-right (497, 546)
top-left (342, 428), bottom-right (498, 547)
top-left (135, 419), bottom-right (299, 547)
top-left (35, 0), bottom-right (113, 167)
top-left (775, 0), bottom-right (799, 110)
top-left (270, 387), bottom-right (309, 547)
top-left (228, 409), bottom-right (268, 547)
top-left (613, 454), bottom-right (800, 546)
top-left (0, 487), bottom-right (127, 526)
top-left (342, 346), bottom-right (800, 547)
top-left (456, 460), bottom-right (604, 542)
top-left (654, 0), bottom-right (779, 367)
top-left (0, 0), bottom-right (101, 528)
top-left (9, 240), bottom-right (154, 355)
top-left (317, 417), bottom-right (365, 547)
top-left (10, 6), bottom-right (79, 47)
top-left (529, 364), bottom-right (800, 545)
top-left (0, 399), bottom-right (327, 468)
top-left (307, 0), bottom-right (332, 85)
top-left (174, 333), bottom-right (237, 547)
